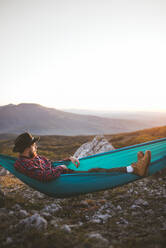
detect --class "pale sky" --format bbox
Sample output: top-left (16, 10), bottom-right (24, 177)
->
top-left (0, 0), bottom-right (166, 111)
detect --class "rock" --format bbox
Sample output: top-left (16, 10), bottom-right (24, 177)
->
top-left (116, 217), bottom-right (129, 225)
top-left (90, 201), bottom-right (115, 223)
top-left (117, 205), bottom-right (122, 210)
top-left (91, 213), bottom-right (111, 223)
top-left (50, 219), bottom-right (59, 228)
top-left (73, 135), bottom-right (115, 159)
top-left (19, 209), bottom-right (29, 218)
top-left (130, 204), bottom-right (142, 209)
top-left (32, 191), bottom-right (45, 199)
top-left (61, 224), bottom-right (71, 233)
top-left (50, 217), bottom-right (63, 227)
top-left (12, 204), bottom-right (22, 211)
top-left (8, 210), bottom-right (14, 216)
top-left (80, 200), bottom-right (89, 207)
top-left (41, 203), bottom-right (61, 215)
top-left (5, 237), bottom-right (13, 244)
top-left (134, 199), bottom-right (149, 206)
top-left (0, 167), bottom-right (9, 176)
top-left (90, 218), bottom-right (101, 224)
top-left (18, 213), bottom-right (48, 231)
top-left (40, 212), bottom-right (52, 220)
top-left (88, 233), bottom-right (108, 244)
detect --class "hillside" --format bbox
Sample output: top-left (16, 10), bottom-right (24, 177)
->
top-left (1, 125), bottom-right (166, 160)
top-left (0, 103), bottom-right (152, 135)
top-left (1, 126), bottom-right (166, 248)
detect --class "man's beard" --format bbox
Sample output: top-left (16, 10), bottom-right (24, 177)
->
top-left (29, 150), bottom-right (37, 158)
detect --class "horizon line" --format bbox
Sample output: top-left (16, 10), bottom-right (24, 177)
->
top-left (0, 102), bottom-right (166, 113)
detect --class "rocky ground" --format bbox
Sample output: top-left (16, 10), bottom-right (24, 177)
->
top-left (0, 171), bottom-right (166, 248)
top-left (1, 133), bottom-right (166, 248)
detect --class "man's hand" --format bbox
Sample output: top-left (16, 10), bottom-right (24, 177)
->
top-left (69, 156), bottom-right (80, 168)
top-left (60, 165), bottom-right (68, 170)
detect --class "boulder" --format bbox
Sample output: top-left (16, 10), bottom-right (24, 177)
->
top-left (18, 213), bottom-right (47, 231)
top-left (73, 135), bottom-right (115, 159)
top-left (0, 167), bottom-right (9, 176)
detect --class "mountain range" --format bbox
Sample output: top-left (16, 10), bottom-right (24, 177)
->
top-left (0, 103), bottom-right (164, 135)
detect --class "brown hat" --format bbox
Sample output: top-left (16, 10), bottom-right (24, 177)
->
top-left (13, 132), bottom-right (40, 153)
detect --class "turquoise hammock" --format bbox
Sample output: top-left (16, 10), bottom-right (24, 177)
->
top-left (0, 137), bottom-right (166, 198)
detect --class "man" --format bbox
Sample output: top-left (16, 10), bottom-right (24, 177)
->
top-left (13, 132), bottom-right (151, 183)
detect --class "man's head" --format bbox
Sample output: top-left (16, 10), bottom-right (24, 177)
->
top-left (25, 142), bottom-right (38, 158)
top-left (13, 132), bottom-right (40, 158)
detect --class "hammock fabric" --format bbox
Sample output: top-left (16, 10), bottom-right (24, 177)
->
top-left (0, 137), bottom-right (166, 198)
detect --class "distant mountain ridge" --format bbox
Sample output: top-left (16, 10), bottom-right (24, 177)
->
top-left (62, 108), bottom-right (166, 125)
top-left (0, 103), bottom-right (158, 135)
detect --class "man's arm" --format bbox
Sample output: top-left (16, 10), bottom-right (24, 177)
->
top-left (14, 160), bottom-right (67, 183)
top-left (57, 156), bottom-right (80, 168)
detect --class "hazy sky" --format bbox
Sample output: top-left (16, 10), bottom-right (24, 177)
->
top-left (0, 0), bottom-right (166, 111)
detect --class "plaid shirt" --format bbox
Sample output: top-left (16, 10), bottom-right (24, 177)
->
top-left (14, 155), bottom-right (71, 182)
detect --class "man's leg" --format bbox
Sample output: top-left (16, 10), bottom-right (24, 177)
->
top-left (67, 150), bottom-right (151, 177)
top-left (67, 151), bottom-right (144, 174)
top-left (67, 166), bottom-right (126, 173)
top-left (87, 167), bottom-right (127, 173)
